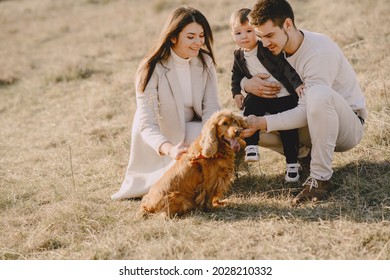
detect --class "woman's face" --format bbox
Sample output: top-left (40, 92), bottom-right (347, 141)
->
top-left (171, 22), bottom-right (205, 59)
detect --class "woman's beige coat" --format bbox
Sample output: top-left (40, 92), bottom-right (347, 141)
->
top-left (111, 54), bottom-right (221, 200)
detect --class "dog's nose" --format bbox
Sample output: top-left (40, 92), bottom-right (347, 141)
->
top-left (235, 128), bottom-right (242, 137)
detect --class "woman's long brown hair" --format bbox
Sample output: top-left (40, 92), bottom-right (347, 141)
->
top-left (136, 6), bottom-right (215, 93)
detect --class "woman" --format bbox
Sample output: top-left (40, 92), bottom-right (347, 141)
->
top-left (111, 6), bottom-right (221, 200)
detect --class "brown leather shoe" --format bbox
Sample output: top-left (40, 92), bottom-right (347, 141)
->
top-left (293, 176), bottom-right (333, 204)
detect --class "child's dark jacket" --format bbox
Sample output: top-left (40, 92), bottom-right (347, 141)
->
top-left (231, 40), bottom-right (302, 102)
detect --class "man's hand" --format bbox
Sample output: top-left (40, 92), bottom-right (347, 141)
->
top-left (242, 115), bottom-right (268, 138)
top-left (243, 73), bottom-right (281, 98)
top-left (295, 83), bottom-right (306, 98)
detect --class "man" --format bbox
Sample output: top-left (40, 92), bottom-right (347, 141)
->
top-left (241, 0), bottom-right (367, 204)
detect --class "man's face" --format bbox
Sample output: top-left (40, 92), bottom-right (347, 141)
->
top-left (254, 19), bottom-right (288, 55)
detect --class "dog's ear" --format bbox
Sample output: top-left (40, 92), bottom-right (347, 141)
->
top-left (199, 119), bottom-right (219, 157)
top-left (233, 114), bottom-right (247, 149)
top-left (237, 115), bottom-right (248, 129)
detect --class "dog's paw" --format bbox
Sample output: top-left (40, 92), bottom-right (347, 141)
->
top-left (134, 209), bottom-right (147, 220)
top-left (212, 199), bottom-right (228, 207)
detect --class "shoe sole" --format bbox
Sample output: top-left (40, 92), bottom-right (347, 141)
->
top-left (245, 156), bottom-right (259, 162)
top-left (285, 176), bottom-right (300, 183)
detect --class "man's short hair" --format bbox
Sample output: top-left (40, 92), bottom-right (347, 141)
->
top-left (249, 0), bottom-right (295, 28)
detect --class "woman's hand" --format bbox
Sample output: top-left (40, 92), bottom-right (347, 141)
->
top-left (243, 73), bottom-right (281, 98)
top-left (169, 142), bottom-right (189, 159)
top-left (160, 141), bottom-right (189, 160)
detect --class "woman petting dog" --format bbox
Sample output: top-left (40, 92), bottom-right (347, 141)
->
top-left (111, 6), bottom-right (221, 200)
top-left (140, 110), bottom-right (246, 218)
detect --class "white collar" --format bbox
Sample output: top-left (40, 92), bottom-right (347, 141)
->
top-left (171, 48), bottom-right (192, 65)
top-left (244, 45), bottom-right (258, 57)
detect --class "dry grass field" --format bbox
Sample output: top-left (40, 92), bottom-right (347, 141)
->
top-left (0, 0), bottom-right (389, 260)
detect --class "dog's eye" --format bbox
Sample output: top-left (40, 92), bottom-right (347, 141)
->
top-left (221, 121), bottom-right (229, 126)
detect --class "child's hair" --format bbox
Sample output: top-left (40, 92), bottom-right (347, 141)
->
top-left (229, 8), bottom-right (251, 28)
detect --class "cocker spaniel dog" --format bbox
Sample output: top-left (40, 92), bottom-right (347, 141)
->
top-left (139, 110), bottom-right (247, 218)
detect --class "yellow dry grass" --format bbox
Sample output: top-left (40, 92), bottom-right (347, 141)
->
top-left (0, 0), bottom-right (389, 260)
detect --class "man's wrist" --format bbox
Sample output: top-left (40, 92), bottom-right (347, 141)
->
top-left (260, 116), bottom-right (268, 131)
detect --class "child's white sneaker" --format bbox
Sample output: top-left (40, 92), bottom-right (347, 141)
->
top-left (245, 145), bottom-right (259, 162)
top-left (285, 163), bottom-right (301, 182)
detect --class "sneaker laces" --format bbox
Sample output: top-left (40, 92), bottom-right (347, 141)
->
top-left (302, 176), bottom-right (318, 191)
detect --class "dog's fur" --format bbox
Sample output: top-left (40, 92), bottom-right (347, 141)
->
top-left (139, 110), bottom-right (247, 218)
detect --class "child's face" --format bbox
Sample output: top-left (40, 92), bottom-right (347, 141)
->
top-left (231, 21), bottom-right (258, 51)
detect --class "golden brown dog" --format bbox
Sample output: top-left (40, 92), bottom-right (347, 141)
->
top-left (139, 110), bottom-right (247, 218)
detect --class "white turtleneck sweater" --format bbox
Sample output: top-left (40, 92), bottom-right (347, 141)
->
top-left (244, 45), bottom-right (290, 97)
top-left (171, 49), bottom-right (195, 122)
